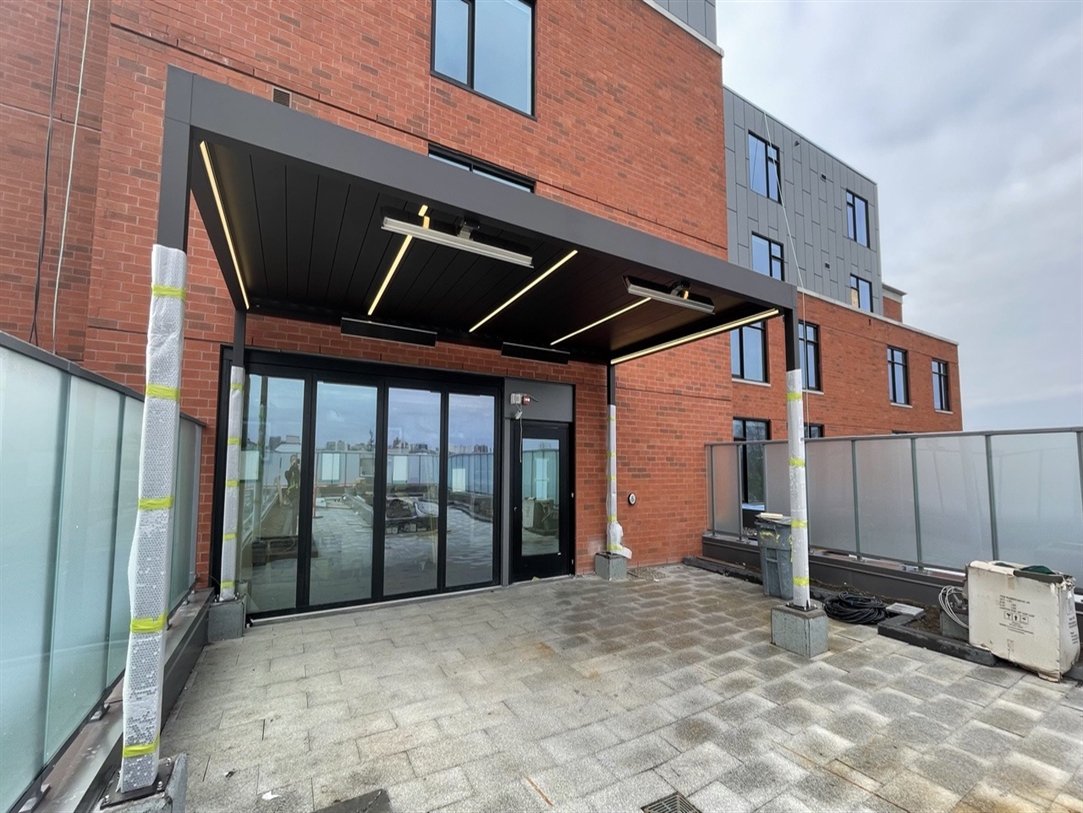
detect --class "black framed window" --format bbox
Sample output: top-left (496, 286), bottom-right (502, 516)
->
top-left (733, 418), bottom-right (769, 507)
top-left (731, 323), bottom-right (767, 382)
top-left (846, 190), bottom-right (869, 246)
top-left (433, 0), bottom-right (534, 115)
top-left (429, 146), bottom-right (534, 192)
top-left (748, 133), bottom-right (780, 201)
top-left (751, 233), bottom-right (784, 280)
top-left (932, 359), bottom-right (950, 411)
top-left (799, 321), bottom-right (820, 391)
top-left (888, 347), bottom-right (909, 405)
top-left (850, 275), bottom-right (872, 312)
top-left (805, 424), bottom-right (824, 439)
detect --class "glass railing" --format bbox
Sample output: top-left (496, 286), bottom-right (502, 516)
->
top-left (0, 336), bottom-right (202, 813)
top-left (706, 428), bottom-right (1083, 583)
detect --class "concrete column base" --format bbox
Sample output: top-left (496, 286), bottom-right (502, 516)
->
top-left (207, 596), bottom-right (246, 642)
top-left (771, 603), bottom-right (828, 658)
top-left (594, 552), bottom-right (627, 581)
top-left (101, 754), bottom-right (187, 812)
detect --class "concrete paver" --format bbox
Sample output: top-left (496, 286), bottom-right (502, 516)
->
top-left (161, 565), bottom-right (1083, 812)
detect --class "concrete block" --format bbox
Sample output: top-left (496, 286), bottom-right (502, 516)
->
top-left (595, 552), bottom-right (627, 581)
top-left (101, 754), bottom-right (187, 813)
top-left (772, 603), bottom-right (829, 658)
top-left (208, 596), bottom-right (246, 642)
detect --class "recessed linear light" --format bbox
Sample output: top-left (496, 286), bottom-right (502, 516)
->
top-left (199, 141), bottom-right (249, 310)
top-left (470, 249), bottom-right (578, 334)
top-left (341, 318), bottom-right (437, 347)
top-left (550, 298), bottom-right (650, 346)
top-left (382, 216), bottom-right (534, 268)
top-left (624, 276), bottom-right (714, 314)
top-left (610, 308), bottom-right (780, 365)
top-left (368, 205), bottom-right (428, 317)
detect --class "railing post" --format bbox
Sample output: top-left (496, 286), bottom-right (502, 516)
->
top-left (911, 436), bottom-right (923, 568)
top-left (985, 433), bottom-right (999, 561)
top-left (707, 445), bottom-right (716, 532)
top-left (852, 439), bottom-right (862, 558)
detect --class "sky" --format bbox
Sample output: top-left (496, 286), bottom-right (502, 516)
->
top-left (716, 0), bottom-right (1083, 431)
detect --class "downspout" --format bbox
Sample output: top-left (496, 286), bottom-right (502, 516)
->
top-left (606, 365), bottom-right (630, 558)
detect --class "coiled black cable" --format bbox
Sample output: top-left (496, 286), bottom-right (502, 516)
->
top-left (823, 592), bottom-right (887, 625)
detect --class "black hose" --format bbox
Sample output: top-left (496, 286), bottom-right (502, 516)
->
top-left (823, 592), bottom-right (887, 625)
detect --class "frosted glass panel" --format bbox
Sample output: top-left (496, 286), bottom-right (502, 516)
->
top-left (171, 419), bottom-right (200, 608)
top-left (107, 398), bottom-right (143, 683)
top-left (764, 442), bottom-right (790, 517)
top-left (992, 433), bottom-right (1083, 580)
top-left (855, 438), bottom-right (918, 562)
top-left (46, 379), bottom-right (121, 760)
top-left (806, 440), bottom-right (856, 553)
top-left (711, 445), bottom-right (740, 534)
top-left (916, 435), bottom-right (992, 570)
top-left (0, 349), bottom-right (64, 813)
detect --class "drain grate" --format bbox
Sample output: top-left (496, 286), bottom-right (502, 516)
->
top-left (642, 791), bottom-right (702, 813)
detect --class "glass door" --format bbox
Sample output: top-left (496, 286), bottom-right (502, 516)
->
top-left (511, 422), bottom-right (571, 581)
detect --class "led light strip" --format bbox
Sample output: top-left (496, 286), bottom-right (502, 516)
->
top-left (470, 249), bottom-right (578, 333)
top-left (610, 308), bottom-right (780, 365)
top-left (550, 298), bottom-right (650, 346)
top-left (200, 141), bottom-right (249, 310)
top-left (368, 204), bottom-right (428, 316)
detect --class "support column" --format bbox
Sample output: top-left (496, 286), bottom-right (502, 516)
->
top-left (596, 364), bottom-right (628, 579)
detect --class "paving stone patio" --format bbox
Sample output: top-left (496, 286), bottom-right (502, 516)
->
top-left (161, 565), bottom-right (1083, 813)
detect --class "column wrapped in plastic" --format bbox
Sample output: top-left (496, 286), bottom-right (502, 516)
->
top-left (121, 245), bottom-right (187, 792)
top-left (786, 369), bottom-right (810, 609)
top-left (219, 365), bottom-right (244, 601)
top-left (605, 406), bottom-right (627, 556)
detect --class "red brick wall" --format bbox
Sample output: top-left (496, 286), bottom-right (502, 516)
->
top-left (883, 296), bottom-right (903, 322)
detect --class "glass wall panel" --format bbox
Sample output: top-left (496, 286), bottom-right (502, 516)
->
top-left (239, 375), bottom-right (305, 613)
top-left (710, 445), bottom-right (740, 535)
top-left (855, 438), bottom-right (918, 562)
top-left (45, 378), bottom-right (121, 760)
top-left (310, 382), bottom-right (378, 606)
top-left (0, 349), bottom-right (65, 813)
top-left (992, 432), bottom-right (1083, 580)
top-left (764, 441), bottom-right (791, 517)
top-left (446, 393), bottom-right (496, 587)
top-left (106, 397), bottom-right (143, 683)
top-left (385, 388), bottom-right (442, 596)
top-left (521, 438), bottom-right (560, 556)
top-left (916, 435), bottom-right (993, 570)
top-left (806, 440), bottom-right (857, 553)
top-left (170, 419), bottom-right (200, 608)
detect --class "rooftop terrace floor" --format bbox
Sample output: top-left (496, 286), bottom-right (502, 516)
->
top-left (161, 565), bottom-right (1083, 813)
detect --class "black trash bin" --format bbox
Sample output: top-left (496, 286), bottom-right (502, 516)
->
top-left (756, 513), bottom-right (793, 600)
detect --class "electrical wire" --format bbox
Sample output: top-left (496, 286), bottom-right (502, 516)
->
top-left (823, 592), bottom-right (887, 625)
top-left (29, 0), bottom-right (66, 346)
top-left (51, 0), bottom-right (93, 354)
top-left (938, 585), bottom-right (969, 630)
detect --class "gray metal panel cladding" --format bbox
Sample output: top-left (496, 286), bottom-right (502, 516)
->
top-left (651, 0), bottom-right (716, 42)
top-left (723, 88), bottom-right (883, 314)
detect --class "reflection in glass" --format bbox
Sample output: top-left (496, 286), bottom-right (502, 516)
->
top-left (238, 375), bottom-right (304, 613)
top-left (447, 394), bottom-right (496, 587)
top-left (385, 388), bottom-right (442, 596)
top-left (310, 383), bottom-right (377, 606)
top-left (433, 0), bottom-right (469, 84)
top-left (474, 0), bottom-right (533, 113)
top-left (521, 438), bottom-right (560, 556)
top-left (748, 133), bottom-right (766, 196)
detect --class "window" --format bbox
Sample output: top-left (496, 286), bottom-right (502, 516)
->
top-left (799, 321), bottom-right (820, 391)
top-left (888, 347), bottom-right (909, 405)
top-left (429, 147), bottom-right (534, 192)
top-left (748, 133), bottom-right (780, 201)
top-left (933, 360), bottom-right (950, 411)
top-left (731, 323), bottom-right (766, 383)
top-left (850, 275), bottom-right (872, 312)
top-left (806, 424), bottom-right (824, 439)
top-left (733, 418), bottom-right (769, 507)
top-left (433, 0), bottom-right (533, 115)
top-left (751, 234), bottom-right (784, 280)
top-left (846, 190), bottom-right (869, 246)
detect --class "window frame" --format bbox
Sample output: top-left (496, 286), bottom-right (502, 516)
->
top-left (430, 0), bottom-right (537, 118)
top-left (428, 145), bottom-right (535, 192)
top-left (850, 274), bottom-right (872, 312)
top-left (731, 322), bottom-right (768, 383)
top-left (751, 233), bottom-right (784, 280)
top-left (888, 346), bottom-right (910, 405)
top-left (733, 417), bottom-right (770, 507)
top-left (846, 190), bottom-right (870, 247)
top-left (748, 132), bottom-right (781, 202)
top-left (932, 359), bottom-right (951, 411)
top-left (798, 321), bottom-right (821, 392)
top-left (805, 424), bottom-right (825, 439)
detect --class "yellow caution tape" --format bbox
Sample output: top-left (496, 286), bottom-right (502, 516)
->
top-left (227, 437), bottom-right (240, 446)
top-left (230, 382), bottom-right (244, 391)
top-left (791, 519), bottom-right (808, 529)
top-left (607, 515), bottom-right (617, 522)
top-left (786, 391), bottom-right (802, 401)
top-left (151, 284), bottom-right (186, 301)
top-left (225, 479), bottom-right (239, 488)
top-left (122, 736), bottom-right (160, 759)
top-left (607, 452), bottom-right (616, 457)
top-left (606, 475), bottom-right (616, 481)
top-left (130, 612), bottom-right (167, 634)
top-left (223, 532), bottom-right (236, 541)
top-left (789, 458), bottom-right (805, 468)
top-left (793, 576), bottom-right (810, 587)
top-left (606, 416), bottom-right (616, 422)
top-left (145, 383), bottom-right (179, 401)
top-left (220, 580), bottom-right (235, 589)
top-left (138, 496), bottom-right (173, 511)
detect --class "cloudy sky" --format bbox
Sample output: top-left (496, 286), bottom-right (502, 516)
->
top-left (716, 1), bottom-right (1083, 431)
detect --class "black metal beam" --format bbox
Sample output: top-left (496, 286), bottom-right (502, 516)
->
top-left (157, 68), bottom-right (194, 251)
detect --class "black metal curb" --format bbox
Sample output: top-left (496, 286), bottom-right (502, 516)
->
top-left (876, 612), bottom-right (998, 666)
